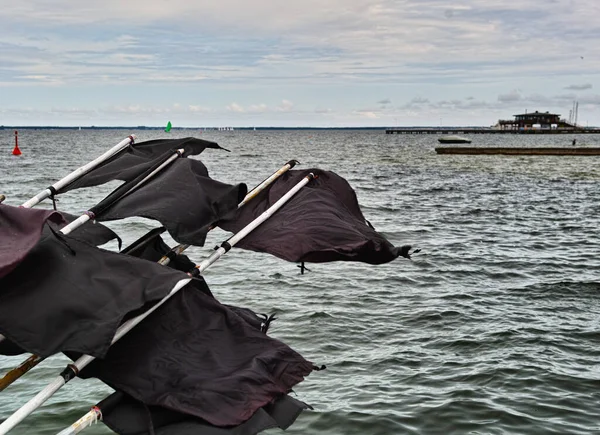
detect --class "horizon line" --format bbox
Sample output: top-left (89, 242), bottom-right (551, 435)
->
top-left (1, 125), bottom-right (513, 130)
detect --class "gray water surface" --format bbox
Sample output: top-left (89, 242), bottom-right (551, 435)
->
top-left (1, 129), bottom-right (599, 434)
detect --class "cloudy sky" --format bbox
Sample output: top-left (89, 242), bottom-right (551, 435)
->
top-left (0, 0), bottom-right (598, 127)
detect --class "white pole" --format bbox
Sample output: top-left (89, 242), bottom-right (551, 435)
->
top-left (195, 173), bottom-right (314, 273)
top-left (58, 164), bottom-right (303, 434)
top-left (159, 159), bottom-right (298, 266)
top-left (239, 159), bottom-right (297, 207)
top-left (0, 137), bottom-right (135, 344)
top-left (55, 406), bottom-right (102, 435)
top-left (58, 148), bottom-right (184, 236)
top-left (122, 150), bottom-right (183, 196)
top-left (21, 136), bottom-right (136, 209)
top-left (0, 157), bottom-right (294, 389)
top-left (3, 173), bottom-right (315, 434)
top-left (0, 148), bottom-right (184, 347)
top-left (59, 215), bottom-right (93, 236)
top-left (0, 278), bottom-right (191, 435)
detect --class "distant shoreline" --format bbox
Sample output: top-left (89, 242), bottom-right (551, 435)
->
top-left (0, 126), bottom-right (508, 131)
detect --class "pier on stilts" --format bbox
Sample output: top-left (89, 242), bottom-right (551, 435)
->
top-left (385, 128), bottom-right (600, 135)
top-left (435, 147), bottom-right (600, 155)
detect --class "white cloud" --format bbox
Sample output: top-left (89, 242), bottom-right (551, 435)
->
top-left (354, 110), bottom-right (379, 119)
top-left (276, 100), bottom-right (294, 112)
top-left (248, 104), bottom-right (268, 113)
top-left (223, 101), bottom-right (296, 114)
top-left (188, 105), bottom-right (211, 113)
top-left (2, 1), bottom-right (600, 125)
top-left (226, 103), bottom-right (246, 113)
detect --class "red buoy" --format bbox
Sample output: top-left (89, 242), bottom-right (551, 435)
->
top-left (12, 131), bottom-right (21, 156)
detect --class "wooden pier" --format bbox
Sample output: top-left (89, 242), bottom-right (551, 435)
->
top-left (386, 128), bottom-right (600, 135)
top-left (435, 147), bottom-right (600, 155)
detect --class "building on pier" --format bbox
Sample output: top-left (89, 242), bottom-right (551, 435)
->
top-left (495, 111), bottom-right (575, 130)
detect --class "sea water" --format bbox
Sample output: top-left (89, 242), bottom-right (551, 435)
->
top-left (1, 129), bottom-right (599, 434)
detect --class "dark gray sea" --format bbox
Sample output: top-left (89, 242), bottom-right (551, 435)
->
top-left (1, 129), bottom-right (600, 435)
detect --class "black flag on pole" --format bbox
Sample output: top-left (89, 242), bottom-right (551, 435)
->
top-left (94, 303), bottom-right (311, 435)
top-left (0, 229), bottom-right (193, 358)
top-left (46, 211), bottom-right (122, 249)
top-left (98, 387), bottom-right (310, 435)
top-left (91, 158), bottom-right (247, 247)
top-left (218, 169), bottom-right (411, 264)
top-left (122, 228), bottom-right (197, 273)
top-left (79, 284), bottom-right (315, 427)
top-left (0, 204), bottom-right (125, 355)
top-left (0, 204), bottom-right (65, 278)
top-left (62, 137), bottom-right (227, 191)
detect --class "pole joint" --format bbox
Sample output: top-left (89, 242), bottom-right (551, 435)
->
top-left (59, 364), bottom-right (79, 382)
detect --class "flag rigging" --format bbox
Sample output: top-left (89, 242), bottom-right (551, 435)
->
top-left (0, 173), bottom-right (318, 434)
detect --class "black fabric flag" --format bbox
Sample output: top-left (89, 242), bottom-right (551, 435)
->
top-left (0, 204), bottom-right (65, 278)
top-left (89, 296), bottom-right (312, 434)
top-left (120, 228), bottom-right (197, 273)
top-left (46, 211), bottom-right (122, 249)
top-left (79, 285), bottom-right (315, 427)
top-left (62, 137), bottom-right (226, 192)
top-left (0, 232), bottom-right (191, 358)
top-left (120, 230), bottom-right (283, 325)
top-left (96, 305), bottom-right (309, 435)
top-left (218, 169), bottom-right (410, 264)
top-left (99, 391), bottom-right (310, 435)
top-left (0, 204), bottom-right (124, 355)
top-left (91, 158), bottom-right (247, 247)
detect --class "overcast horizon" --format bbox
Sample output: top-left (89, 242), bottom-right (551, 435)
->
top-left (1, 1), bottom-right (599, 127)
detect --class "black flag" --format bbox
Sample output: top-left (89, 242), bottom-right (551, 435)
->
top-left (98, 390), bottom-right (310, 435)
top-left (218, 169), bottom-right (410, 264)
top-left (0, 204), bottom-right (65, 278)
top-left (94, 304), bottom-right (310, 435)
top-left (91, 158), bottom-right (247, 247)
top-left (63, 137), bottom-right (227, 191)
top-left (46, 211), bottom-right (122, 249)
top-left (79, 284), bottom-right (315, 427)
top-left (0, 231), bottom-right (193, 358)
top-left (0, 204), bottom-right (124, 355)
top-left (123, 229), bottom-right (197, 273)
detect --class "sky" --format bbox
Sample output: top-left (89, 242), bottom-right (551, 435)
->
top-left (0, 0), bottom-right (598, 127)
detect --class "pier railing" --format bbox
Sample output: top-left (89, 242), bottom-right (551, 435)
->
top-left (385, 127), bottom-right (599, 135)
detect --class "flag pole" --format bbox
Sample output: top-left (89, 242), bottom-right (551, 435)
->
top-left (58, 148), bottom-right (184, 235)
top-left (0, 173), bottom-right (315, 434)
top-left (240, 159), bottom-right (298, 207)
top-left (21, 135), bottom-right (136, 209)
top-left (0, 159), bottom-right (299, 392)
top-left (158, 159), bottom-right (298, 266)
top-left (0, 355), bottom-right (43, 392)
top-left (192, 173), bottom-right (314, 273)
top-left (56, 405), bottom-right (103, 435)
top-left (0, 148), bottom-right (184, 350)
